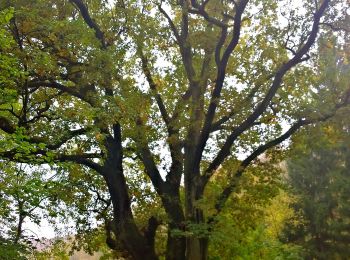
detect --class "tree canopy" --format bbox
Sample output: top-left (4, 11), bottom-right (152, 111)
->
top-left (0, 0), bottom-right (349, 259)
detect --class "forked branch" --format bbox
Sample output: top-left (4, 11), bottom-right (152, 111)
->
top-left (205, 0), bottom-right (330, 178)
top-left (213, 86), bottom-right (350, 213)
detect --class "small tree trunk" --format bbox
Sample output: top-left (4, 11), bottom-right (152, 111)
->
top-left (14, 209), bottom-right (24, 244)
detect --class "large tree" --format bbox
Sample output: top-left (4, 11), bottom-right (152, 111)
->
top-left (0, 0), bottom-right (349, 259)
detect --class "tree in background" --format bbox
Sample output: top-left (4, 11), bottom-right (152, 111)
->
top-left (207, 162), bottom-right (303, 260)
top-left (286, 114), bottom-right (350, 259)
top-left (0, 0), bottom-right (349, 259)
top-left (285, 33), bottom-right (350, 259)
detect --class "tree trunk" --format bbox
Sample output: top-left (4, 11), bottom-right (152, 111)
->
top-left (103, 160), bottom-right (158, 260)
top-left (184, 172), bottom-right (209, 260)
top-left (14, 205), bottom-right (24, 244)
top-left (183, 165), bottom-right (210, 259)
top-left (186, 237), bottom-right (208, 260)
top-left (162, 187), bottom-right (186, 260)
top-left (166, 224), bottom-right (186, 260)
top-left (185, 207), bottom-right (209, 260)
top-left (101, 124), bottom-right (158, 260)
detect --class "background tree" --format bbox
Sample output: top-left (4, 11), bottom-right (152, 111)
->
top-left (0, 0), bottom-right (349, 259)
top-left (207, 162), bottom-right (302, 259)
top-left (285, 113), bottom-right (350, 259)
top-left (284, 29), bottom-right (350, 259)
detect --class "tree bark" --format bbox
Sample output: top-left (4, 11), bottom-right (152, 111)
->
top-left (186, 237), bottom-right (208, 260)
top-left (14, 203), bottom-right (25, 244)
top-left (185, 206), bottom-right (209, 260)
top-left (166, 223), bottom-right (186, 260)
top-left (162, 186), bottom-right (186, 260)
top-left (101, 124), bottom-right (158, 260)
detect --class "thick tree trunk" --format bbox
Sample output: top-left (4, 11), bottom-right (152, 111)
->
top-left (185, 207), bottom-right (209, 260)
top-left (183, 167), bottom-right (209, 260)
top-left (166, 224), bottom-right (186, 260)
top-left (183, 159), bottom-right (210, 259)
top-left (184, 204), bottom-right (210, 259)
top-left (186, 237), bottom-right (208, 260)
top-left (162, 187), bottom-right (186, 260)
top-left (103, 160), bottom-right (158, 260)
top-left (101, 124), bottom-right (158, 260)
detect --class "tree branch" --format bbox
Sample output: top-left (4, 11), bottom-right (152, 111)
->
top-left (188, 1), bottom-right (227, 28)
top-left (135, 119), bottom-right (165, 196)
top-left (194, 0), bottom-right (249, 169)
top-left (320, 22), bottom-right (350, 33)
top-left (205, 0), bottom-right (330, 177)
top-left (0, 149), bottom-right (102, 173)
top-left (27, 80), bottom-right (94, 106)
top-left (45, 128), bottom-right (90, 150)
top-left (140, 52), bottom-right (171, 127)
top-left (210, 110), bottom-right (235, 133)
top-left (57, 153), bottom-right (103, 173)
top-left (69, 0), bottom-right (106, 48)
top-left (138, 51), bottom-right (183, 189)
top-left (212, 87), bottom-right (350, 213)
top-left (144, 216), bottom-right (160, 248)
top-left (158, 4), bottom-right (181, 45)
top-left (0, 116), bottom-right (16, 134)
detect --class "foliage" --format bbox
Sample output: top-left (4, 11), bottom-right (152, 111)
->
top-left (34, 239), bottom-right (70, 260)
top-left (208, 165), bottom-right (303, 259)
top-left (0, 7), bottom-right (22, 105)
top-left (283, 29), bottom-right (350, 259)
top-left (0, 0), bottom-right (349, 259)
top-left (285, 112), bottom-right (350, 259)
top-left (0, 237), bottom-right (28, 260)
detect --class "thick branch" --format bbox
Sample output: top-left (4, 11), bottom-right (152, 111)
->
top-left (0, 116), bottom-right (16, 134)
top-left (69, 0), bottom-right (106, 48)
top-left (194, 0), bottom-right (249, 169)
top-left (181, 1), bottom-right (196, 82)
top-left (27, 81), bottom-right (94, 106)
top-left (205, 0), bottom-right (330, 176)
top-left (56, 153), bottom-right (103, 173)
top-left (135, 119), bottom-right (165, 196)
top-left (0, 148), bottom-right (102, 173)
top-left (213, 89), bottom-right (350, 212)
top-left (140, 52), bottom-right (171, 127)
top-left (215, 27), bottom-right (228, 67)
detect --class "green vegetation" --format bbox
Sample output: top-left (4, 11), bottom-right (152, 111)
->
top-left (286, 114), bottom-right (350, 259)
top-left (0, 0), bottom-right (349, 259)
